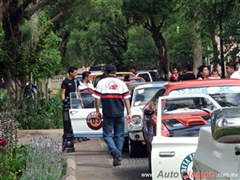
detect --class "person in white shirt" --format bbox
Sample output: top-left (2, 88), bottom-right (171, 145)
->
top-left (236, 51), bottom-right (240, 74)
top-left (226, 61), bottom-right (240, 79)
top-left (78, 71), bottom-right (94, 141)
top-left (78, 71), bottom-right (94, 93)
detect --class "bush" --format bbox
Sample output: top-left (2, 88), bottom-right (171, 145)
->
top-left (20, 136), bottom-right (67, 180)
top-left (15, 90), bottom-right (63, 129)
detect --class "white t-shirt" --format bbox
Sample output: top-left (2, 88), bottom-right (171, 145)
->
top-left (230, 71), bottom-right (240, 79)
top-left (78, 81), bottom-right (94, 92)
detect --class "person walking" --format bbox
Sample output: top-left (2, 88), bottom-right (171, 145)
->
top-left (61, 66), bottom-right (83, 107)
top-left (226, 61), bottom-right (240, 79)
top-left (93, 65), bottom-right (132, 166)
top-left (180, 64), bottom-right (196, 81)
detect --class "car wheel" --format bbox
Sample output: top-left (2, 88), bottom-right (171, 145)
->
top-left (128, 136), bottom-right (142, 158)
top-left (148, 150), bottom-right (152, 173)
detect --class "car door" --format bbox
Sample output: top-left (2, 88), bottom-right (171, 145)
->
top-left (69, 92), bottom-right (103, 137)
top-left (150, 95), bottom-right (221, 180)
top-left (69, 92), bottom-right (128, 137)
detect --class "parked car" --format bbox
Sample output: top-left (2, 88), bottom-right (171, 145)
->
top-left (136, 70), bottom-right (159, 82)
top-left (142, 79), bottom-right (240, 179)
top-left (193, 107), bottom-right (240, 180)
top-left (126, 81), bottom-right (168, 157)
top-left (143, 94), bottom-right (221, 180)
top-left (91, 72), bottom-right (134, 87)
top-left (118, 76), bottom-right (145, 84)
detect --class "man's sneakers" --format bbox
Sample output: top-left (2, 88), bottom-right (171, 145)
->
top-left (113, 151), bottom-right (121, 166)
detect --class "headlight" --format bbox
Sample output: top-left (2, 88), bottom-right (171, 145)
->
top-left (131, 115), bottom-right (141, 126)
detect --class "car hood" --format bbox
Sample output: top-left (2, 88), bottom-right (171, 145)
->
top-left (162, 113), bottom-right (211, 137)
top-left (131, 106), bottom-right (145, 116)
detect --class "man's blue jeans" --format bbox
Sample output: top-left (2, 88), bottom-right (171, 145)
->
top-left (102, 115), bottom-right (125, 162)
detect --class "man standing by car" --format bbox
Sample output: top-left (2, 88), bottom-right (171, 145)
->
top-left (93, 65), bottom-right (132, 166)
top-left (61, 66), bottom-right (83, 107)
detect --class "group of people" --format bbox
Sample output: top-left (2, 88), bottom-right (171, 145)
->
top-left (61, 65), bottom-right (131, 166)
top-left (170, 52), bottom-right (240, 82)
top-left (61, 67), bottom-right (94, 141)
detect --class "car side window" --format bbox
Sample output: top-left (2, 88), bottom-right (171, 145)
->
top-left (138, 73), bottom-right (151, 82)
top-left (70, 92), bottom-right (100, 109)
top-left (151, 89), bottom-right (166, 116)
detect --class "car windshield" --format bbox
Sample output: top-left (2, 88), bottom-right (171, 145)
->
top-left (133, 87), bottom-right (160, 107)
top-left (163, 97), bottom-right (217, 115)
top-left (168, 85), bottom-right (240, 108)
top-left (149, 71), bottom-right (158, 78)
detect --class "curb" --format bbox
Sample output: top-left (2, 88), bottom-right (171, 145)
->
top-left (18, 129), bottom-right (77, 180)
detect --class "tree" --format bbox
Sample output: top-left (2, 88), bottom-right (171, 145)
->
top-left (181, 0), bottom-right (240, 77)
top-left (0, 0), bottom-right (62, 102)
top-left (122, 0), bottom-right (177, 79)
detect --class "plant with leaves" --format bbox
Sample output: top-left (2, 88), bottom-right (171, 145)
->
top-left (122, 0), bottom-right (177, 78)
top-left (15, 90), bottom-right (63, 130)
top-left (0, 102), bottom-right (27, 180)
top-left (181, 0), bottom-right (240, 77)
top-left (20, 136), bottom-right (67, 180)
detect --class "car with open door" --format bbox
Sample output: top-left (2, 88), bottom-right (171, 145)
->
top-left (142, 79), bottom-right (240, 179)
top-left (143, 94), bottom-right (221, 180)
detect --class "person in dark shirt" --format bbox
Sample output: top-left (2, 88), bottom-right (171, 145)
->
top-left (180, 64), bottom-right (196, 81)
top-left (124, 74), bottom-right (131, 82)
top-left (61, 66), bottom-right (83, 107)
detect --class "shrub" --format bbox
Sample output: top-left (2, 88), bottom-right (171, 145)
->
top-left (20, 136), bottom-right (67, 180)
top-left (15, 90), bottom-right (63, 129)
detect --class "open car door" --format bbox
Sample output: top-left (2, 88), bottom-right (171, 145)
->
top-left (69, 92), bottom-right (103, 137)
top-left (150, 94), bottom-right (221, 180)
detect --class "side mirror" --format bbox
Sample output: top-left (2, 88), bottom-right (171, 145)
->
top-left (144, 109), bottom-right (154, 116)
top-left (211, 107), bottom-right (240, 143)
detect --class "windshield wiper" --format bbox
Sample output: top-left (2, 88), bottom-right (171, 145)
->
top-left (214, 100), bottom-right (238, 107)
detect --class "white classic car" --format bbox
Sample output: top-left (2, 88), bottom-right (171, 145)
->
top-left (193, 107), bottom-right (240, 180)
top-left (68, 82), bottom-right (168, 157)
top-left (146, 94), bottom-right (221, 180)
top-left (127, 82), bottom-right (168, 157)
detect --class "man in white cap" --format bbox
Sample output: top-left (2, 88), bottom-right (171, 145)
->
top-left (236, 51), bottom-right (240, 74)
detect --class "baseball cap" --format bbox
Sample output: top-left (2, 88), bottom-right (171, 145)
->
top-left (236, 51), bottom-right (240, 57)
top-left (106, 65), bottom-right (117, 72)
top-left (129, 69), bottom-right (136, 73)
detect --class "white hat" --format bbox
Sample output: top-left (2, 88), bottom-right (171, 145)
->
top-left (236, 51), bottom-right (240, 57)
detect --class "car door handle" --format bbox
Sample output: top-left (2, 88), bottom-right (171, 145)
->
top-left (70, 111), bottom-right (78, 115)
top-left (159, 151), bottom-right (175, 157)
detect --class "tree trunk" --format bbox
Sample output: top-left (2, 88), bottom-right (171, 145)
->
top-left (192, 26), bottom-right (203, 76)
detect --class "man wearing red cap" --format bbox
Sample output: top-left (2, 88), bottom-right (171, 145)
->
top-left (129, 68), bottom-right (136, 76)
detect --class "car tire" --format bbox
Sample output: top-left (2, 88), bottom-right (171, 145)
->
top-left (128, 137), bottom-right (142, 158)
top-left (148, 150), bottom-right (152, 173)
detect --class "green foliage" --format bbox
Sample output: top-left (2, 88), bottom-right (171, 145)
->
top-left (15, 91), bottom-right (62, 129)
top-left (0, 145), bottom-right (28, 180)
top-left (0, 89), bottom-right (7, 111)
top-left (123, 26), bottom-right (158, 69)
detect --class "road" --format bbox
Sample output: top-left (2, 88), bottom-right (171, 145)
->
top-left (75, 137), bottom-right (152, 180)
